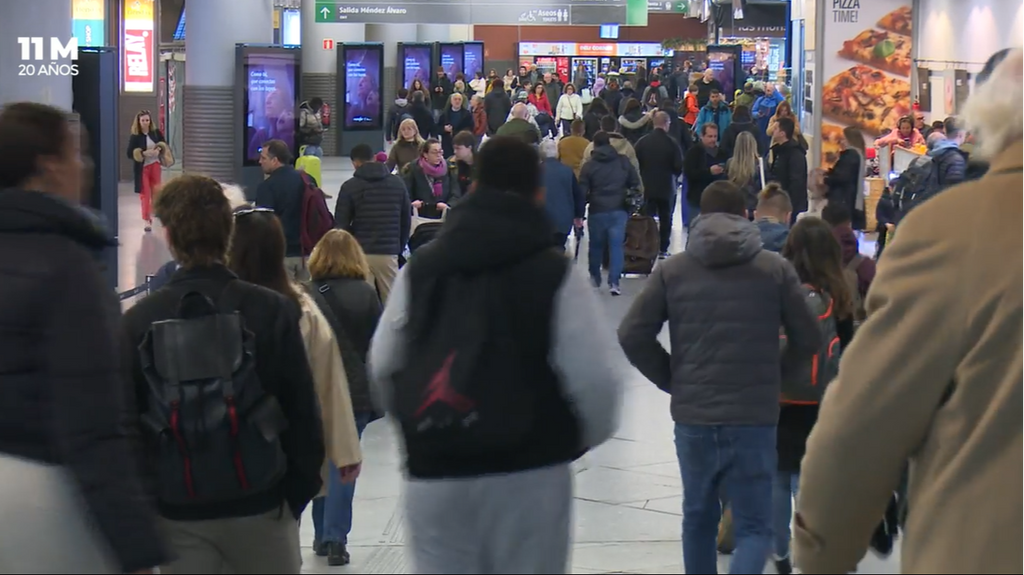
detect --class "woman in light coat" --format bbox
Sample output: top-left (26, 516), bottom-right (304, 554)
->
top-left (555, 83), bottom-right (584, 138)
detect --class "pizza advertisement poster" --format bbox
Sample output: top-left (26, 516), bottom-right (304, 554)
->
top-left (820, 1), bottom-right (913, 167)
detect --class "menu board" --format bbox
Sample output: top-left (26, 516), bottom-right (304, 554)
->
top-left (819, 1), bottom-right (913, 167)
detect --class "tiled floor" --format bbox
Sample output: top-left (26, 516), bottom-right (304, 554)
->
top-left (114, 160), bottom-right (898, 573)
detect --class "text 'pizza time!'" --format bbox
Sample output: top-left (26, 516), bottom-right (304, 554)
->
top-left (833, 0), bottom-right (860, 23)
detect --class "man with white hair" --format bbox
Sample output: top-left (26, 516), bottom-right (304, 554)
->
top-left (495, 102), bottom-right (541, 144)
top-left (539, 138), bottom-right (584, 250)
top-left (793, 48), bottom-right (1023, 575)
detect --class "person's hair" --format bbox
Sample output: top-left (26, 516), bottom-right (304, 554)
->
top-left (732, 105), bottom-right (751, 121)
top-left (447, 91), bottom-right (465, 108)
top-left (943, 116), bottom-right (963, 138)
top-left (688, 82), bottom-right (699, 93)
top-left (700, 181), bottom-right (746, 216)
top-left (842, 126), bottom-right (866, 154)
top-left (600, 114), bottom-right (618, 132)
top-left (533, 83), bottom-right (545, 96)
top-left (452, 130), bottom-right (477, 152)
top-left (821, 202), bottom-right (852, 227)
top-left (587, 97), bottom-right (609, 117)
top-left (491, 78), bottom-right (504, 91)
top-left (436, 65), bottom-right (445, 73)
top-left (397, 88), bottom-right (409, 99)
top-left (660, 98), bottom-right (675, 112)
top-left (709, 89), bottom-right (721, 96)
top-left (309, 97), bottom-right (324, 109)
top-left (774, 101), bottom-right (793, 118)
top-left (756, 182), bottom-right (792, 215)
top-left (475, 136), bottom-right (540, 199)
top-left (570, 118), bottom-right (585, 136)
top-left (963, 48), bottom-right (1022, 158)
top-left (896, 116), bottom-right (913, 132)
top-left (776, 117), bottom-right (795, 140)
top-left (726, 132), bottom-right (759, 188)
top-left (622, 98), bottom-right (641, 114)
top-left (700, 122), bottom-right (719, 136)
top-left (349, 143), bottom-right (374, 162)
top-left (539, 138), bottom-right (558, 159)
top-left (263, 139), bottom-right (292, 164)
top-left (593, 132), bottom-right (612, 147)
top-left (420, 138), bottom-right (441, 157)
top-left (411, 90), bottom-right (426, 103)
top-left (397, 118), bottom-right (424, 144)
top-left (307, 229), bottom-right (371, 281)
top-left (153, 174), bottom-right (234, 268)
top-left (0, 102), bottom-right (72, 189)
top-left (228, 209), bottom-right (300, 303)
top-left (653, 111), bottom-right (671, 129)
top-left (563, 83), bottom-right (575, 94)
top-left (931, 120), bottom-right (945, 131)
top-left (130, 109), bottom-right (154, 135)
top-left (782, 218), bottom-right (855, 320)
top-left (220, 183), bottom-right (250, 211)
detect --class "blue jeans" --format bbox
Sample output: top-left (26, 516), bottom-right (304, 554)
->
top-left (686, 202), bottom-right (701, 230)
top-left (312, 412), bottom-right (372, 545)
top-left (675, 424), bottom-right (776, 574)
top-left (587, 210), bottom-right (627, 288)
top-left (773, 471), bottom-right (799, 559)
top-left (303, 144), bottom-right (323, 158)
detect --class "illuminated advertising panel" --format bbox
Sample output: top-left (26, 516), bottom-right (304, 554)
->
top-left (72, 0), bottom-right (106, 47)
top-left (123, 0), bottom-right (155, 92)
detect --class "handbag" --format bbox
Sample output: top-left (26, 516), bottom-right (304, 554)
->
top-left (0, 454), bottom-right (117, 573)
top-left (158, 142), bottom-right (175, 168)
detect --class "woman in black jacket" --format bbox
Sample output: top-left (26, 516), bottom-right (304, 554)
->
top-left (438, 92), bottom-right (474, 158)
top-left (775, 218), bottom-right (855, 575)
top-left (825, 126), bottom-right (867, 229)
top-left (403, 138), bottom-right (461, 219)
top-left (582, 97), bottom-right (610, 140)
top-left (618, 98), bottom-right (652, 145)
top-left (0, 102), bottom-right (166, 573)
top-left (126, 109), bottom-right (169, 231)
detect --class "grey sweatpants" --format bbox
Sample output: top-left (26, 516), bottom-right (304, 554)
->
top-left (159, 506), bottom-right (301, 574)
top-left (405, 463), bottom-right (573, 574)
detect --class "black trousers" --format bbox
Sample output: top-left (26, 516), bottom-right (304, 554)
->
top-left (645, 198), bottom-right (672, 252)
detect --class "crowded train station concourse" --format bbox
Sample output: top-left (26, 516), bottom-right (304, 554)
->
top-left (0, 0), bottom-right (1021, 573)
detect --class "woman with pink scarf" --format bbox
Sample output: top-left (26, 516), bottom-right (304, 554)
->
top-left (402, 138), bottom-right (461, 219)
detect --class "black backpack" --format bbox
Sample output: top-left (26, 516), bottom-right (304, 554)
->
top-left (891, 154), bottom-right (943, 220)
top-left (138, 281), bottom-right (288, 506)
top-left (390, 262), bottom-right (563, 459)
top-left (780, 285), bottom-right (842, 404)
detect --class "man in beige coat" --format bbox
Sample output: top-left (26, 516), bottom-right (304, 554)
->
top-left (793, 49), bottom-right (1023, 574)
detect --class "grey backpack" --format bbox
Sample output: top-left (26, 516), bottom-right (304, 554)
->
top-left (780, 285), bottom-right (842, 404)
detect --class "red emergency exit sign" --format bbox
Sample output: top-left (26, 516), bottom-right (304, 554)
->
top-left (323, 39), bottom-right (334, 50)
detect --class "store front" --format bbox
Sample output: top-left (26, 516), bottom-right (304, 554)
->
top-left (717, 3), bottom-right (789, 84)
top-left (517, 41), bottom-right (667, 88)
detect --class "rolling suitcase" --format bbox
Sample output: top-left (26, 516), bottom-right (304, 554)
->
top-left (295, 145), bottom-right (323, 189)
top-left (622, 214), bottom-right (660, 275)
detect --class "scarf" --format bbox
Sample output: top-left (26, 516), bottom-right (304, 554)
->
top-left (418, 156), bottom-right (447, 197)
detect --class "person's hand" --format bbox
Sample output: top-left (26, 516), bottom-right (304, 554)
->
top-left (573, 218), bottom-right (584, 229)
top-left (885, 223), bottom-right (896, 232)
top-left (143, 149), bottom-right (158, 158)
top-left (710, 164), bottom-right (724, 175)
top-left (437, 202), bottom-right (450, 210)
top-left (411, 200), bottom-right (424, 209)
top-left (339, 463), bottom-right (361, 484)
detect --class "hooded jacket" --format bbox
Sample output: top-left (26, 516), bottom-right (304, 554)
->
top-left (387, 98), bottom-right (411, 141)
top-left (581, 133), bottom-right (641, 188)
top-left (0, 189), bottom-right (167, 573)
top-left (928, 138), bottom-right (968, 189)
top-left (722, 109), bottom-right (766, 157)
top-left (617, 213), bottom-right (821, 425)
top-left (578, 145), bottom-right (641, 214)
top-left (618, 108), bottom-right (651, 145)
top-left (335, 161), bottom-right (412, 256)
top-left (368, 189), bottom-right (626, 479)
top-left (695, 101), bottom-right (733, 138)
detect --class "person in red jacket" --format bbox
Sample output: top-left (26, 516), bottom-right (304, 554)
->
top-left (681, 82), bottom-right (700, 127)
top-left (529, 83), bottom-right (553, 117)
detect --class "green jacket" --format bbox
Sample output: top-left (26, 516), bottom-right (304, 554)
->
top-left (495, 118), bottom-right (540, 145)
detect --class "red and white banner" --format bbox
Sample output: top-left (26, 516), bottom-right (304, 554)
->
top-left (123, 27), bottom-right (153, 92)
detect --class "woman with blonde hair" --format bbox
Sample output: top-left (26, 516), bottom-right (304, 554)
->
top-left (305, 229), bottom-right (382, 567)
top-left (766, 100), bottom-right (801, 139)
top-left (127, 109), bottom-right (170, 231)
top-left (726, 131), bottom-right (765, 218)
top-left (227, 211), bottom-right (363, 568)
top-left (386, 118), bottom-right (424, 173)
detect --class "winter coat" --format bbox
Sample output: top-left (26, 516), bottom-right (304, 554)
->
top-left (334, 161), bottom-right (411, 256)
top-left (634, 128), bottom-right (684, 200)
top-left (578, 145), bottom-right (641, 214)
top-left (769, 139), bottom-right (809, 214)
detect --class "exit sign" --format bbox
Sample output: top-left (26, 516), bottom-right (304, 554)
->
top-left (322, 38), bottom-right (334, 50)
top-left (315, 2), bottom-right (333, 23)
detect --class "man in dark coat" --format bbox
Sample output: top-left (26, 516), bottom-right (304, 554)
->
top-left (769, 117), bottom-right (809, 220)
top-left (635, 111), bottom-right (684, 256)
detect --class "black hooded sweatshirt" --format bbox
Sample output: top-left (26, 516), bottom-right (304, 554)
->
top-left (397, 190), bottom-right (583, 479)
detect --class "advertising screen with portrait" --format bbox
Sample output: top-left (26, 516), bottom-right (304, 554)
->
top-left (402, 44), bottom-right (432, 92)
top-left (463, 43), bottom-right (484, 79)
top-left (707, 47), bottom-right (740, 104)
top-left (244, 52), bottom-right (298, 164)
top-left (439, 43), bottom-right (463, 80)
top-left (344, 46), bottom-right (382, 130)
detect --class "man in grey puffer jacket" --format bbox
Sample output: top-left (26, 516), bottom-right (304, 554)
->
top-left (617, 180), bottom-right (820, 575)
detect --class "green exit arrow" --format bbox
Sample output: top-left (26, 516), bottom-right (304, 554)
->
top-left (315, 2), bottom-right (332, 22)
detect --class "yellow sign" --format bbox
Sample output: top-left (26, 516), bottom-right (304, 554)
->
top-left (273, 9), bottom-right (281, 29)
top-left (72, 0), bottom-right (105, 21)
top-left (123, 0), bottom-right (155, 22)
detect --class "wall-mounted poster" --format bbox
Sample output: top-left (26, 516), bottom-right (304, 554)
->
top-left (819, 2), bottom-right (913, 167)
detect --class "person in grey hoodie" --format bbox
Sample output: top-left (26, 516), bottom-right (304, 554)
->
top-left (617, 180), bottom-right (820, 575)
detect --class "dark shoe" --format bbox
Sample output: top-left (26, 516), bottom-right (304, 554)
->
top-left (313, 539), bottom-right (328, 557)
top-left (327, 542), bottom-right (351, 567)
top-left (775, 556), bottom-right (793, 575)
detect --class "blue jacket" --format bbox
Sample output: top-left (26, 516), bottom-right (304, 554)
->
top-left (752, 91), bottom-right (785, 133)
top-left (928, 139), bottom-right (968, 189)
top-left (756, 218), bottom-right (790, 253)
top-left (542, 158), bottom-right (585, 234)
top-left (695, 103), bottom-right (732, 138)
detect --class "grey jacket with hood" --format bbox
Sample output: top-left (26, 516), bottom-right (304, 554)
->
top-left (617, 213), bottom-right (821, 426)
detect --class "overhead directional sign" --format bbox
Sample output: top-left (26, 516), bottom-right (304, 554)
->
top-left (313, 0), bottom-right (634, 25)
top-left (647, 0), bottom-right (688, 13)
